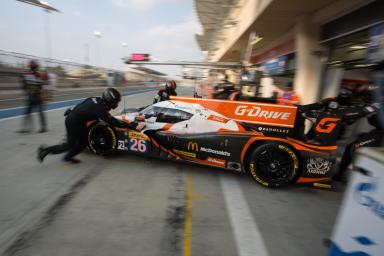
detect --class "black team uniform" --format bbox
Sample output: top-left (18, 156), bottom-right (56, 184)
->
top-left (38, 88), bottom-right (139, 163)
top-left (153, 80), bottom-right (177, 103)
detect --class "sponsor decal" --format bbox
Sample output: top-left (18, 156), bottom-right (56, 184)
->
top-left (306, 157), bottom-right (332, 175)
top-left (206, 157), bottom-right (226, 167)
top-left (313, 183), bottom-right (332, 189)
top-left (117, 140), bottom-right (126, 150)
top-left (257, 126), bottom-right (290, 134)
top-left (315, 117), bottom-right (340, 133)
top-left (234, 105), bottom-right (291, 120)
top-left (207, 115), bottom-right (229, 123)
top-left (173, 149), bottom-right (196, 158)
top-left (278, 145), bottom-right (299, 169)
top-left (169, 97), bottom-right (297, 127)
top-left (356, 139), bottom-right (375, 148)
top-left (354, 180), bottom-right (384, 219)
top-left (200, 147), bottom-right (231, 157)
top-left (187, 141), bottom-right (199, 152)
top-left (128, 131), bottom-right (149, 141)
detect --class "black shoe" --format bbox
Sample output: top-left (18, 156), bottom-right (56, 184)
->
top-left (37, 146), bottom-right (49, 163)
top-left (17, 129), bottom-right (31, 134)
top-left (63, 157), bottom-right (81, 164)
top-left (38, 128), bottom-right (47, 133)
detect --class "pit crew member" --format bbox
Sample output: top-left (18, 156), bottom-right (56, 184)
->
top-left (37, 88), bottom-right (145, 163)
top-left (153, 80), bottom-right (177, 103)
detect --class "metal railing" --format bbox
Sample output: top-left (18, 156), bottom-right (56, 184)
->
top-left (0, 50), bottom-right (162, 90)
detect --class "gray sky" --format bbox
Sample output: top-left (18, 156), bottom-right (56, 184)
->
top-left (0, 0), bottom-right (205, 78)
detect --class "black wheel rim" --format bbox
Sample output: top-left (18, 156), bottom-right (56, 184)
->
top-left (89, 126), bottom-right (114, 154)
top-left (253, 145), bottom-right (294, 184)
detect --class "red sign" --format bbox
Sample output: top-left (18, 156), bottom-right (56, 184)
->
top-left (129, 54), bottom-right (150, 61)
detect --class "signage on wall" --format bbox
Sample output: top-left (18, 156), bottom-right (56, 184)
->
top-left (129, 54), bottom-right (150, 61)
top-left (261, 55), bottom-right (288, 76)
top-left (366, 23), bottom-right (384, 64)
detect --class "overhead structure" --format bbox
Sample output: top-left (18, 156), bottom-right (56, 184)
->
top-left (124, 59), bottom-right (243, 69)
top-left (16, 0), bottom-right (60, 12)
top-left (132, 66), bottom-right (167, 77)
top-left (194, 0), bottom-right (240, 60)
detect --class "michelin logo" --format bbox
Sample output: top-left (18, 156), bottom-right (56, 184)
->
top-left (200, 147), bottom-right (231, 157)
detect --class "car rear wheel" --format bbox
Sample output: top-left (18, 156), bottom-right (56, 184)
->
top-left (88, 123), bottom-right (117, 156)
top-left (247, 142), bottom-right (300, 187)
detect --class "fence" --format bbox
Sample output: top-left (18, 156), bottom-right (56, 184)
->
top-left (0, 50), bottom-right (162, 90)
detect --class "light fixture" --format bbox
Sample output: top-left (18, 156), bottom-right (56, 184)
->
top-left (250, 35), bottom-right (263, 45)
top-left (353, 63), bottom-right (375, 68)
top-left (94, 31), bottom-right (102, 38)
top-left (349, 45), bottom-right (367, 50)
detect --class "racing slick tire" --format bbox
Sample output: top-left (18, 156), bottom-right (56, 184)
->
top-left (88, 122), bottom-right (117, 156)
top-left (247, 142), bottom-right (300, 188)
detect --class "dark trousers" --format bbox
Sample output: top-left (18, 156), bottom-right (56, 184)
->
top-left (23, 98), bottom-right (46, 130)
top-left (45, 119), bottom-right (88, 160)
top-left (337, 129), bottom-right (383, 177)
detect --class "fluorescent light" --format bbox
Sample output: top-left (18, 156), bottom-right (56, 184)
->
top-left (353, 64), bottom-right (374, 68)
top-left (349, 45), bottom-right (367, 50)
top-left (250, 35), bottom-right (263, 45)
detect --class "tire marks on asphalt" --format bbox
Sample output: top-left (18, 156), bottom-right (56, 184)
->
top-left (3, 169), bottom-right (102, 256)
top-left (159, 166), bottom-right (187, 256)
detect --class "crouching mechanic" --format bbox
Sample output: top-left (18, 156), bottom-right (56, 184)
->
top-left (37, 88), bottom-right (145, 163)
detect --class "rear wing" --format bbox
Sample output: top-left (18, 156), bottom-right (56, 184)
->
top-left (170, 97), bottom-right (298, 128)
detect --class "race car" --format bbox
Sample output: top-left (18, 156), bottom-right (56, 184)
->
top-left (87, 96), bottom-right (341, 188)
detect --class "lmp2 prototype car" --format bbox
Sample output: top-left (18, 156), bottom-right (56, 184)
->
top-left (87, 96), bottom-right (340, 188)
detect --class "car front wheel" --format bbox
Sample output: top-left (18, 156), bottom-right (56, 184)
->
top-left (88, 122), bottom-right (117, 156)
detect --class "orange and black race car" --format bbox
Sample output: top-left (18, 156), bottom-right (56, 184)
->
top-left (87, 96), bottom-right (368, 188)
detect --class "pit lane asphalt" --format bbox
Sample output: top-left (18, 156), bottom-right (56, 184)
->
top-left (0, 87), bottom-right (344, 256)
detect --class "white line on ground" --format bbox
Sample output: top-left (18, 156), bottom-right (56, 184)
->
top-left (220, 175), bottom-right (269, 256)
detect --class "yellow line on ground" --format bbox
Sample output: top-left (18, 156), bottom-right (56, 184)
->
top-left (183, 171), bottom-right (193, 256)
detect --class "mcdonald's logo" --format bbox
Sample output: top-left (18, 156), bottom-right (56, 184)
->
top-left (315, 117), bottom-right (340, 133)
top-left (188, 142), bottom-right (199, 152)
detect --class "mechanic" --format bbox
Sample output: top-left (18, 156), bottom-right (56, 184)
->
top-left (278, 82), bottom-right (300, 105)
top-left (153, 80), bottom-right (177, 103)
top-left (37, 88), bottom-right (145, 163)
top-left (298, 87), bottom-right (382, 181)
top-left (19, 60), bottom-right (48, 133)
top-left (333, 85), bottom-right (383, 182)
top-left (334, 110), bottom-right (383, 181)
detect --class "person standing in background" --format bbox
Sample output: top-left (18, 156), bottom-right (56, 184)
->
top-left (278, 82), bottom-right (300, 105)
top-left (19, 60), bottom-right (48, 133)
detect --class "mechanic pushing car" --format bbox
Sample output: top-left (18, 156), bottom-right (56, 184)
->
top-left (153, 80), bottom-right (177, 103)
top-left (37, 88), bottom-right (145, 163)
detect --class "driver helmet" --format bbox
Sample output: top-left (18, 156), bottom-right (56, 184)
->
top-left (102, 87), bottom-right (121, 109)
top-left (166, 80), bottom-right (177, 90)
top-left (29, 60), bottom-right (39, 72)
